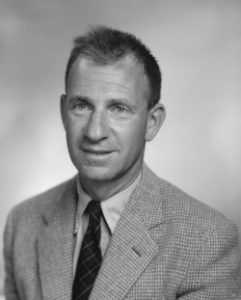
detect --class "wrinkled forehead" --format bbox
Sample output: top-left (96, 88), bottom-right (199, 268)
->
top-left (67, 55), bottom-right (150, 99)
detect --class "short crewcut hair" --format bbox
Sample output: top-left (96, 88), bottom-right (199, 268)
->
top-left (65, 26), bottom-right (162, 108)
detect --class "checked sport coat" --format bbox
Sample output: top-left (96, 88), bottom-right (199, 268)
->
top-left (3, 165), bottom-right (241, 299)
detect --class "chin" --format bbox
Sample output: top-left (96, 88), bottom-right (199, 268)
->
top-left (77, 165), bottom-right (117, 183)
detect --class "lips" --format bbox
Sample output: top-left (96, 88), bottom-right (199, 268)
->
top-left (81, 148), bottom-right (114, 155)
top-left (80, 147), bottom-right (115, 165)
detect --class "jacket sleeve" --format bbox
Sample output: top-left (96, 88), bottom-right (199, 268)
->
top-left (3, 210), bottom-right (20, 300)
top-left (178, 220), bottom-right (241, 299)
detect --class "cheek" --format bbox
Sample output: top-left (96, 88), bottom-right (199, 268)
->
top-left (116, 121), bottom-right (147, 150)
top-left (66, 118), bottom-right (84, 140)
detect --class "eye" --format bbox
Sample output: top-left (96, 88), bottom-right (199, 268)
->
top-left (111, 104), bottom-right (129, 114)
top-left (72, 102), bottom-right (89, 111)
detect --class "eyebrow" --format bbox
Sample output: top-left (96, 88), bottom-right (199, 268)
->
top-left (107, 98), bottom-right (137, 110)
top-left (68, 95), bottom-right (137, 110)
top-left (68, 96), bottom-right (91, 105)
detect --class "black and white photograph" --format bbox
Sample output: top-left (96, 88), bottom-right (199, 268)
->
top-left (0, 0), bottom-right (241, 299)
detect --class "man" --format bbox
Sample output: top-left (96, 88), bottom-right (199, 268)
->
top-left (3, 26), bottom-right (241, 300)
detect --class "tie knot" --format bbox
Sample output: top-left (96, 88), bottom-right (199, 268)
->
top-left (86, 200), bottom-right (102, 221)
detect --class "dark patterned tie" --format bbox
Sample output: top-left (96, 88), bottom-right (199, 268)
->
top-left (72, 200), bottom-right (102, 300)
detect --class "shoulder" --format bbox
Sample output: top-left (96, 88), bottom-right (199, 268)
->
top-left (143, 167), bottom-right (241, 292)
top-left (159, 176), bottom-right (239, 253)
top-left (155, 179), bottom-right (241, 296)
top-left (143, 165), bottom-right (238, 235)
top-left (6, 176), bottom-right (76, 227)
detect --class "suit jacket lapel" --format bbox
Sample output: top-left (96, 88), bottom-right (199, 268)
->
top-left (37, 177), bottom-right (77, 300)
top-left (90, 165), bottom-right (165, 300)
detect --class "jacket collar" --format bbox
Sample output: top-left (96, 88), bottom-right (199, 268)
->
top-left (134, 164), bottom-right (165, 228)
top-left (42, 176), bottom-right (78, 226)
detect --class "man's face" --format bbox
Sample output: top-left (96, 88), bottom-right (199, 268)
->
top-left (61, 56), bottom-right (162, 186)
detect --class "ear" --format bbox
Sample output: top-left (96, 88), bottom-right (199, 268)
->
top-left (60, 94), bottom-right (67, 130)
top-left (145, 103), bottom-right (166, 142)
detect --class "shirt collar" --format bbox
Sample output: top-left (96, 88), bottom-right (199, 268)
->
top-left (75, 173), bottom-right (141, 234)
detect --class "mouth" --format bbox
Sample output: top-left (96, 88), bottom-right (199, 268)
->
top-left (80, 148), bottom-right (115, 165)
top-left (82, 148), bottom-right (113, 155)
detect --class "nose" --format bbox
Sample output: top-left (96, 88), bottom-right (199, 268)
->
top-left (84, 110), bottom-right (110, 141)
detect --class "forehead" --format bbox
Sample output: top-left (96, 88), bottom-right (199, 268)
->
top-left (66, 56), bottom-right (149, 99)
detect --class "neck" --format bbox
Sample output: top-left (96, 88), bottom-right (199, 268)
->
top-left (79, 164), bottom-right (142, 201)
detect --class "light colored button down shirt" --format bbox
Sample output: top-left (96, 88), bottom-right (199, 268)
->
top-left (73, 173), bottom-right (141, 275)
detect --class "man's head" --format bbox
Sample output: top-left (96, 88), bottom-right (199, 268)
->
top-left (65, 26), bottom-right (162, 109)
top-left (61, 26), bottom-right (165, 197)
